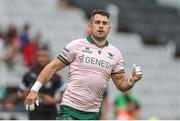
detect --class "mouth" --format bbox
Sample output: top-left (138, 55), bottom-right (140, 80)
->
top-left (97, 30), bottom-right (104, 33)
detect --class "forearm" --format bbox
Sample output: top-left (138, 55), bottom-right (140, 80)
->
top-left (31, 58), bottom-right (66, 92)
top-left (36, 63), bottom-right (56, 85)
top-left (117, 77), bottom-right (134, 92)
top-left (116, 75), bottom-right (133, 92)
top-left (112, 73), bottom-right (135, 92)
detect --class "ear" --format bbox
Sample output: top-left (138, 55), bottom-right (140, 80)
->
top-left (88, 23), bottom-right (92, 32)
top-left (88, 23), bottom-right (92, 29)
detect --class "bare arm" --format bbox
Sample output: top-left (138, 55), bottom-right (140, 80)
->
top-left (37, 58), bottom-right (66, 85)
top-left (111, 72), bottom-right (132, 92)
top-left (111, 64), bottom-right (143, 92)
top-left (24, 58), bottom-right (66, 110)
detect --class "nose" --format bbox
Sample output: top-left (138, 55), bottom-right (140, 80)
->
top-left (99, 22), bottom-right (103, 28)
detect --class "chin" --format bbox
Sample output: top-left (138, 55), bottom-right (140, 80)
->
top-left (98, 36), bottom-right (106, 40)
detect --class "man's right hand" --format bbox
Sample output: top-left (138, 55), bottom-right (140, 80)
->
top-left (24, 91), bottom-right (39, 111)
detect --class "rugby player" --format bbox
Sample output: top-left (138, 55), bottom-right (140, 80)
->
top-left (24, 10), bottom-right (143, 120)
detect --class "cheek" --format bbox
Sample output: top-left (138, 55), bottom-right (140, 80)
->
top-left (38, 57), bottom-right (48, 63)
top-left (107, 26), bottom-right (111, 32)
top-left (91, 28), bottom-right (98, 34)
top-left (105, 28), bottom-right (110, 33)
top-left (42, 58), bottom-right (49, 63)
top-left (92, 25), bottom-right (99, 30)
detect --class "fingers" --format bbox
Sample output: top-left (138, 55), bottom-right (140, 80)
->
top-left (135, 66), bottom-right (142, 76)
top-left (29, 104), bottom-right (35, 111)
top-left (132, 64), bottom-right (136, 72)
top-left (24, 91), bottom-right (39, 111)
top-left (132, 64), bottom-right (143, 79)
top-left (25, 99), bottom-right (39, 111)
top-left (36, 99), bottom-right (39, 106)
top-left (25, 104), bottom-right (35, 111)
top-left (25, 104), bottom-right (29, 110)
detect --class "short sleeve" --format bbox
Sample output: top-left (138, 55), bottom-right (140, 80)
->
top-left (19, 73), bottom-right (31, 91)
top-left (57, 40), bottom-right (79, 65)
top-left (111, 50), bottom-right (125, 74)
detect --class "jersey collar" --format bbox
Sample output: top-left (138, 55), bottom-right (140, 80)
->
top-left (86, 35), bottom-right (109, 48)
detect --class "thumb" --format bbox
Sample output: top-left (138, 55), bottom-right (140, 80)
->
top-left (132, 64), bottom-right (136, 72)
top-left (36, 99), bottom-right (39, 106)
top-left (132, 64), bottom-right (136, 77)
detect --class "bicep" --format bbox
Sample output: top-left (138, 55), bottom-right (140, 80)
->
top-left (48, 58), bottom-right (67, 72)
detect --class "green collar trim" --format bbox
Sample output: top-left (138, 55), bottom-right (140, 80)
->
top-left (86, 35), bottom-right (109, 48)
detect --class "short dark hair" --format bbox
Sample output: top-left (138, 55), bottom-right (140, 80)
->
top-left (90, 10), bottom-right (110, 23)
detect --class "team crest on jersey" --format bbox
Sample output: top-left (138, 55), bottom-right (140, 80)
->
top-left (82, 47), bottom-right (92, 54)
top-left (108, 52), bottom-right (114, 59)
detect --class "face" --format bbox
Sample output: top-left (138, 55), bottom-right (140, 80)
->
top-left (89, 14), bottom-right (111, 41)
top-left (36, 50), bottom-right (49, 66)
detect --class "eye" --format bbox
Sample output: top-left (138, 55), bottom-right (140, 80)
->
top-left (95, 20), bottom-right (101, 24)
top-left (102, 21), bottom-right (108, 25)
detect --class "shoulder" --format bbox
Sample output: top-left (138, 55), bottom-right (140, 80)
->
top-left (108, 43), bottom-right (123, 56)
top-left (68, 38), bottom-right (85, 46)
top-left (23, 71), bottom-right (33, 79)
top-left (65, 38), bottom-right (86, 49)
top-left (22, 71), bottom-right (36, 85)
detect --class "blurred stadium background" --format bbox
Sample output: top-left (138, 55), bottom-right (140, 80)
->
top-left (0, 0), bottom-right (180, 120)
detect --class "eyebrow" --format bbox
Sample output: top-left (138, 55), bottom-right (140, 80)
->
top-left (94, 20), bottom-right (109, 24)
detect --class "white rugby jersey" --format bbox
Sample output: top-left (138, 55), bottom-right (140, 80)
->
top-left (58, 36), bottom-right (124, 112)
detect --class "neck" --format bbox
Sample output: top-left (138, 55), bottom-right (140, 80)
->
top-left (91, 35), bottom-right (106, 47)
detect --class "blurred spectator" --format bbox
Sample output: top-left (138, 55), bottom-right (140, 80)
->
top-left (3, 89), bottom-right (19, 111)
top-left (18, 47), bottom-right (66, 120)
top-left (1, 25), bottom-right (20, 68)
top-left (19, 23), bottom-right (30, 50)
top-left (22, 41), bottom-right (37, 68)
top-left (33, 32), bottom-right (42, 49)
top-left (22, 32), bottom-right (44, 68)
top-left (114, 91), bottom-right (141, 120)
top-left (0, 26), bottom-right (4, 60)
top-left (0, 86), bottom-right (24, 115)
top-left (0, 87), bottom-right (7, 109)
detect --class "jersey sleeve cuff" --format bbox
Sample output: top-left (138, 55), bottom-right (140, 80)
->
top-left (57, 55), bottom-right (70, 65)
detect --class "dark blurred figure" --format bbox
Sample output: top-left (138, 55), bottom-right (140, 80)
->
top-left (114, 91), bottom-right (141, 120)
top-left (1, 25), bottom-right (20, 68)
top-left (18, 47), bottom-right (66, 120)
top-left (0, 25), bottom-right (3, 40)
top-left (0, 26), bottom-right (4, 59)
